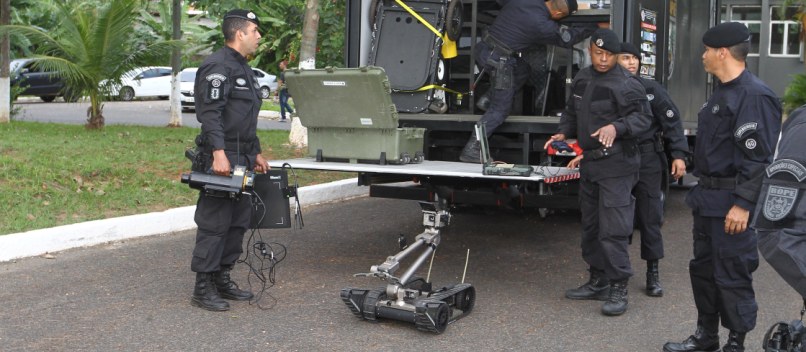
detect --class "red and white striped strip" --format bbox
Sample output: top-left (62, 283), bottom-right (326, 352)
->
top-left (543, 172), bottom-right (581, 184)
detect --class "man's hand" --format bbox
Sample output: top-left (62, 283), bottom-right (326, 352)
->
top-left (591, 124), bottom-right (616, 148)
top-left (211, 150), bottom-right (231, 176)
top-left (724, 205), bottom-right (750, 235)
top-left (567, 155), bottom-right (583, 169)
top-left (543, 133), bottom-right (566, 151)
top-left (254, 154), bottom-right (270, 173)
top-left (670, 158), bottom-right (686, 181)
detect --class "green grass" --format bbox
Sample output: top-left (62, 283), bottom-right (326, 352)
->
top-left (0, 121), bottom-right (349, 235)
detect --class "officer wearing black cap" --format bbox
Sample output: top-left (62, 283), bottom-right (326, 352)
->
top-left (617, 41), bottom-right (690, 298)
top-left (459, 0), bottom-right (598, 163)
top-left (190, 9), bottom-right (269, 311)
top-left (544, 28), bottom-right (652, 316)
top-left (663, 22), bottom-right (782, 352)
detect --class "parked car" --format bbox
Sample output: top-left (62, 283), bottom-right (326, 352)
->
top-left (179, 67), bottom-right (275, 112)
top-left (10, 58), bottom-right (78, 102)
top-left (179, 67), bottom-right (197, 112)
top-left (102, 66), bottom-right (173, 101)
top-left (252, 68), bottom-right (277, 99)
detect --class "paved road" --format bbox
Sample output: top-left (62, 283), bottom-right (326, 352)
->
top-left (12, 98), bottom-right (291, 130)
top-left (0, 189), bottom-right (801, 351)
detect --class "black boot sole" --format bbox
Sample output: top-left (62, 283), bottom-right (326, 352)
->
top-left (219, 292), bottom-right (254, 301)
top-left (191, 297), bottom-right (230, 311)
top-left (646, 288), bottom-right (663, 297)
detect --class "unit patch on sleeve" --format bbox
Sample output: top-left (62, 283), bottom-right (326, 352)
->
top-left (206, 73), bottom-right (227, 101)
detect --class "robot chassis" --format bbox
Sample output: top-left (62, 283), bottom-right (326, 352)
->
top-left (340, 200), bottom-right (475, 334)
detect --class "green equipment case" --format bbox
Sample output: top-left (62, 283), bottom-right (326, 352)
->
top-left (284, 66), bottom-right (425, 165)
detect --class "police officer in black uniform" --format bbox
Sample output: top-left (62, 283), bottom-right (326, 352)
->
top-left (459, 0), bottom-right (597, 163)
top-left (190, 9), bottom-right (270, 311)
top-left (544, 29), bottom-right (651, 316)
top-left (618, 42), bottom-right (689, 297)
top-left (663, 22), bottom-right (782, 352)
top-left (753, 104), bottom-right (806, 302)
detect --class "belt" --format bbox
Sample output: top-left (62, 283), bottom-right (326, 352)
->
top-left (698, 175), bottom-right (737, 190)
top-left (482, 32), bottom-right (518, 57)
top-left (583, 144), bottom-right (624, 160)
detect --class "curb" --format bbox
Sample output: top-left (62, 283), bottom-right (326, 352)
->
top-left (0, 178), bottom-right (366, 262)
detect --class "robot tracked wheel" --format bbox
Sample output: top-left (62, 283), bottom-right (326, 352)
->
top-left (340, 201), bottom-right (475, 334)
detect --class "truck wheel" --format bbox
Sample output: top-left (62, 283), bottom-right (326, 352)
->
top-left (445, 0), bottom-right (463, 41)
top-left (119, 87), bottom-right (135, 101)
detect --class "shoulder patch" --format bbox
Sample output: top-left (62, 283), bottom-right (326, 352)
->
top-left (206, 73), bottom-right (227, 82)
top-left (763, 185), bottom-right (798, 221)
top-left (666, 109), bottom-right (675, 118)
top-left (734, 122), bottom-right (758, 139)
top-left (766, 159), bottom-right (806, 181)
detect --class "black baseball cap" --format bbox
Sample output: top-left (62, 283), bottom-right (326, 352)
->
top-left (224, 9), bottom-right (259, 26)
top-left (703, 22), bottom-right (751, 48)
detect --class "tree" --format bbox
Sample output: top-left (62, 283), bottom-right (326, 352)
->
top-left (1, 0), bottom-right (10, 124)
top-left (0, 0), bottom-right (177, 129)
top-left (781, 0), bottom-right (806, 112)
top-left (299, 0), bottom-right (320, 69)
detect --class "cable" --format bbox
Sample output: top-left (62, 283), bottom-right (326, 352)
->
top-left (283, 163), bottom-right (304, 229)
top-left (238, 227), bottom-right (288, 310)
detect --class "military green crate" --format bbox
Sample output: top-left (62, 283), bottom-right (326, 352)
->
top-left (285, 66), bottom-right (426, 164)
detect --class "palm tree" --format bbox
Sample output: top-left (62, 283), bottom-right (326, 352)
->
top-left (0, 0), bottom-right (178, 129)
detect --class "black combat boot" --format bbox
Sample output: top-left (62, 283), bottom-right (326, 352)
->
top-left (459, 136), bottom-right (482, 163)
top-left (214, 265), bottom-right (254, 301)
top-left (601, 279), bottom-right (628, 316)
top-left (662, 314), bottom-right (720, 352)
top-left (721, 331), bottom-right (746, 352)
top-left (646, 260), bottom-right (663, 297)
top-left (565, 268), bottom-right (610, 301)
top-left (191, 272), bottom-right (230, 311)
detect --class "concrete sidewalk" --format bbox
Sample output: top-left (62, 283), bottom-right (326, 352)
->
top-left (0, 178), bottom-right (366, 262)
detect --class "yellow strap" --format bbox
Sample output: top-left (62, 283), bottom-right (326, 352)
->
top-left (396, 84), bottom-right (464, 96)
top-left (393, 0), bottom-right (443, 38)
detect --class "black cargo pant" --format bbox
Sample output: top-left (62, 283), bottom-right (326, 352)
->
top-left (579, 174), bottom-right (638, 282)
top-left (690, 214), bottom-right (759, 332)
top-left (474, 41), bottom-right (531, 137)
top-left (190, 151), bottom-right (255, 273)
top-left (633, 149), bottom-right (665, 261)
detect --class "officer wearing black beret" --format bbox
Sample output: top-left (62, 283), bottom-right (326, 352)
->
top-left (545, 28), bottom-right (652, 316)
top-left (616, 41), bottom-right (690, 299)
top-left (190, 9), bottom-right (270, 311)
top-left (459, 0), bottom-right (598, 162)
top-left (664, 22), bottom-right (782, 352)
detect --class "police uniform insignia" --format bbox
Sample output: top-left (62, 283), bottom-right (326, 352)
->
top-left (247, 12), bottom-right (256, 19)
top-left (666, 109), bottom-right (675, 118)
top-left (734, 122), bottom-right (758, 139)
top-left (647, 94), bottom-right (655, 101)
top-left (561, 29), bottom-right (572, 43)
top-left (236, 78), bottom-right (246, 86)
top-left (596, 39), bottom-right (604, 47)
top-left (206, 73), bottom-right (227, 101)
top-left (711, 104), bottom-right (719, 114)
top-left (745, 138), bottom-right (757, 149)
top-left (766, 159), bottom-right (806, 181)
top-left (763, 185), bottom-right (798, 221)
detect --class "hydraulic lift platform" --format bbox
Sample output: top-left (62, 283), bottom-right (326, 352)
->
top-left (269, 158), bottom-right (579, 333)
